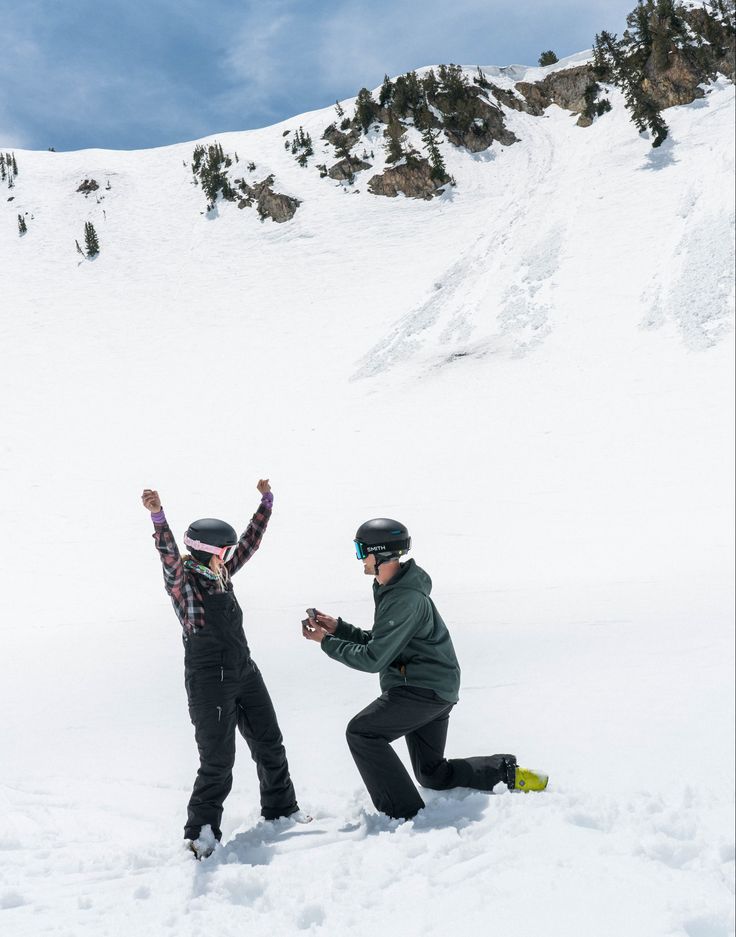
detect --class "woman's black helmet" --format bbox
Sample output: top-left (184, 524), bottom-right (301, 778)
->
top-left (354, 518), bottom-right (411, 561)
top-left (184, 518), bottom-right (238, 565)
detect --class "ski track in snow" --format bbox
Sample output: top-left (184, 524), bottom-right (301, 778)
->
top-left (353, 81), bottom-right (735, 380)
top-left (352, 104), bottom-right (561, 379)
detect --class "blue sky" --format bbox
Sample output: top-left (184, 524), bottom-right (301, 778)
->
top-left (1, 0), bottom-right (637, 152)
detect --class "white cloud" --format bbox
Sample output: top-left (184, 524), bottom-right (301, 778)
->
top-left (221, 2), bottom-right (296, 110)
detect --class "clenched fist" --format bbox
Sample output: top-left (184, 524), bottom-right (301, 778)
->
top-left (141, 489), bottom-right (161, 513)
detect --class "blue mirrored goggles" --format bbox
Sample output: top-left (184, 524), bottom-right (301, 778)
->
top-left (354, 540), bottom-right (369, 560)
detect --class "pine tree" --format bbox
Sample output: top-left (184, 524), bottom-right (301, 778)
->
top-left (538, 50), bottom-right (559, 66)
top-left (437, 64), bottom-right (468, 108)
top-left (12, 153), bottom-right (18, 175)
top-left (421, 126), bottom-right (447, 181)
top-left (384, 114), bottom-right (406, 163)
top-left (17, 214), bottom-right (27, 235)
top-left (474, 67), bottom-right (490, 89)
top-left (84, 221), bottom-right (100, 257)
top-left (405, 71), bottom-right (423, 110)
top-left (413, 97), bottom-right (431, 132)
top-left (593, 25), bottom-right (670, 146)
top-left (355, 88), bottom-right (377, 132)
top-left (379, 75), bottom-right (393, 107)
top-left (392, 76), bottom-right (409, 115)
top-left (335, 100), bottom-right (345, 119)
top-left (422, 69), bottom-right (438, 100)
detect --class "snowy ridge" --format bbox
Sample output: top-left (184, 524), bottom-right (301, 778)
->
top-left (0, 48), bottom-right (734, 937)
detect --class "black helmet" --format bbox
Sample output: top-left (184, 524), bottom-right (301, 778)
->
top-left (354, 518), bottom-right (411, 561)
top-left (184, 518), bottom-right (238, 565)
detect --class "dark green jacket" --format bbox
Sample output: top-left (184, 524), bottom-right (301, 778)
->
top-left (320, 559), bottom-right (461, 703)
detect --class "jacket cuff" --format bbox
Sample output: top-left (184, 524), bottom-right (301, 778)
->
top-left (320, 634), bottom-right (339, 657)
top-left (334, 617), bottom-right (353, 640)
top-left (151, 509), bottom-right (166, 525)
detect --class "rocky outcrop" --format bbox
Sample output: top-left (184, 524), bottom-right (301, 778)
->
top-left (77, 179), bottom-right (99, 195)
top-left (434, 89), bottom-right (518, 151)
top-left (516, 65), bottom-right (595, 117)
top-left (368, 158), bottom-right (449, 200)
top-left (322, 123), bottom-right (361, 152)
top-left (237, 175), bottom-right (299, 223)
top-left (328, 156), bottom-right (372, 180)
top-left (686, 6), bottom-right (736, 80)
top-left (641, 52), bottom-right (707, 109)
top-left (593, 4), bottom-right (733, 117)
top-left (487, 83), bottom-right (528, 113)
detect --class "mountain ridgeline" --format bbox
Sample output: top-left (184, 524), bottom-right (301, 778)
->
top-left (7, 0), bottom-right (735, 243)
top-left (177, 0), bottom-right (733, 221)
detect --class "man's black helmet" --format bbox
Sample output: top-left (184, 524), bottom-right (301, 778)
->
top-left (354, 518), bottom-right (411, 560)
top-left (184, 518), bottom-right (238, 565)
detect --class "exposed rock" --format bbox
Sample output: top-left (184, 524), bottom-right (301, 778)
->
top-left (236, 175), bottom-right (299, 223)
top-left (77, 179), bottom-right (99, 195)
top-left (513, 82), bottom-right (548, 116)
top-left (487, 83), bottom-right (528, 113)
top-left (516, 65), bottom-right (595, 116)
top-left (641, 51), bottom-right (708, 109)
top-left (543, 65), bottom-right (595, 112)
top-left (637, 5), bottom-right (736, 112)
top-left (368, 157), bottom-right (449, 200)
top-left (322, 123), bottom-right (361, 152)
top-left (328, 156), bottom-right (372, 180)
top-left (372, 105), bottom-right (398, 126)
top-left (434, 89), bottom-right (517, 151)
top-left (686, 6), bottom-right (736, 80)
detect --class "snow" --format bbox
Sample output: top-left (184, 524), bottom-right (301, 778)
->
top-left (0, 62), bottom-right (734, 937)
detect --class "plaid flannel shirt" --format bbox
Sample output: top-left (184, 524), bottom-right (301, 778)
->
top-left (151, 495), bottom-right (272, 635)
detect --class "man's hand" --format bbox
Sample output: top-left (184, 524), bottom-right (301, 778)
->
top-left (302, 619), bottom-right (327, 643)
top-left (313, 612), bottom-right (337, 634)
top-left (142, 489), bottom-right (161, 512)
top-left (257, 478), bottom-right (271, 495)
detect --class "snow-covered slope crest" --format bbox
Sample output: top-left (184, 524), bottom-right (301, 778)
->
top-left (3, 67), bottom-right (734, 378)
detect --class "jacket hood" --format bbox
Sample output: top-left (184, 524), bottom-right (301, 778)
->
top-left (374, 558), bottom-right (432, 598)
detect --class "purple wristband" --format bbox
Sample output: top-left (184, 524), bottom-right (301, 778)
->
top-left (151, 509), bottom-right (166, 525)
top-left (260, 492), bottom-right (273, 508)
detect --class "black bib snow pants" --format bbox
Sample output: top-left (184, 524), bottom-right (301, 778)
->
top-left (183, 589), bottom-right (297, 841)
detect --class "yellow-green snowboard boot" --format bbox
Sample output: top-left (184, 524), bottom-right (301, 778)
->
top-left (506, 759), bottom-right (549, 792)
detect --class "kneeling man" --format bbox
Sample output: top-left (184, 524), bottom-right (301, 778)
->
top-left (302, 518), bottom-right (548, 820)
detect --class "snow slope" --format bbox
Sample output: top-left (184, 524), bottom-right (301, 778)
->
top-left (0, 60), bottom-right (734, 937)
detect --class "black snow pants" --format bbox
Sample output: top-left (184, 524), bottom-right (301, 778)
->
top-left (183, 590), bottom-right (297, 841)
top-left (346, 686), bottom-right (515, 820)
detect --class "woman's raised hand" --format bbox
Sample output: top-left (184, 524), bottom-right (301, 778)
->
top-left (141, 489), bottom-right (161, 512)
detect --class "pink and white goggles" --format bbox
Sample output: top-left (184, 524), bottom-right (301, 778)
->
top-left (183, 534), bottom-right (238, 562)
